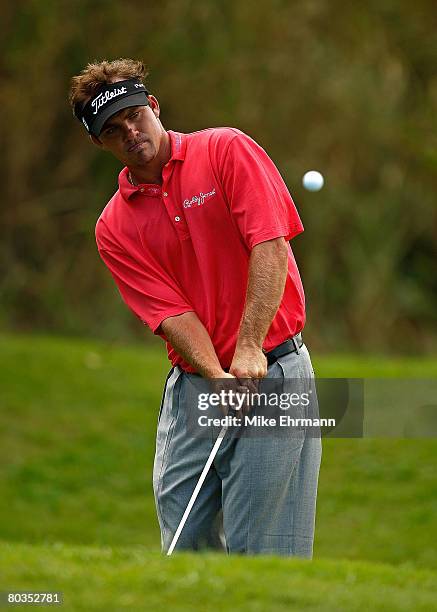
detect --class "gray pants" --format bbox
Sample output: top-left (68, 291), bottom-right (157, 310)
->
top-left (152, 343), bottom-right (322, 557)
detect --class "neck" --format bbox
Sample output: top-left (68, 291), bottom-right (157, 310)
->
top-left (128, 130), bottom-right (171, 185)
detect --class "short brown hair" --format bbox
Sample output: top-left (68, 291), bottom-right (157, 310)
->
top-left (68, 58), bottom-right (149, 111)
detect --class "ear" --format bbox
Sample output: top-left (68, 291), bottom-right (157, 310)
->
top-left (148, 95), bottom-right (160, 118)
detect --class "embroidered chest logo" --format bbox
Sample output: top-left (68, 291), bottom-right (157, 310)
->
top-left (183, 188), bottom-right (216, 209)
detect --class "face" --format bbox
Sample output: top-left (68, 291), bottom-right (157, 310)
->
top-left (91, 97), bottom-right (164, 166)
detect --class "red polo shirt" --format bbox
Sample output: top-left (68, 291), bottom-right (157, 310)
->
top-left (95, 128), bottom-right (306, 372)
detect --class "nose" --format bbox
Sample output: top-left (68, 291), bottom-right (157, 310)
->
top-left (124, 120), bottom-right (138, 139)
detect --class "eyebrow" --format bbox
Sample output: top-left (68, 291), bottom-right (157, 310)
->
top-left (102, 107), bottom-right (141, 131)
top-left (101, 120), bottom-right (118, 131)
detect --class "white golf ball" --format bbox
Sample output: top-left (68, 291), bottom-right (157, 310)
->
top-left (303, 170), bottom-right (324, 192)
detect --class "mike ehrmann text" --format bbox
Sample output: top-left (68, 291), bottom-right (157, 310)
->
top-left (198, 415), bottom-right (336, 428)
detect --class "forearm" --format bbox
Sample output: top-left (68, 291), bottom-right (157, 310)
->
top-left (236, 237), bottom-right (289, 350)
top-left (161, 311), bottom-right (225, 378)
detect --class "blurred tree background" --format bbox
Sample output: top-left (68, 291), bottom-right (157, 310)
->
top-left (1, 0), bottom-right (436, 353)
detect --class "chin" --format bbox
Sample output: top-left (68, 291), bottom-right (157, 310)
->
top-left (138, 148), bottom-right (157, 163)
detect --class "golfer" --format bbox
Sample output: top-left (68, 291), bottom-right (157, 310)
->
top-left (69, 58), bottom-right (322, 557)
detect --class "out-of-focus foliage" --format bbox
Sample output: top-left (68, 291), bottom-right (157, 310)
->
top-left (1, 0), bottom-right (436, 352)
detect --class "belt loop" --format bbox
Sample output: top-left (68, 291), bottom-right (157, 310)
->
top-left (292, 335), bottom-right (300, 355)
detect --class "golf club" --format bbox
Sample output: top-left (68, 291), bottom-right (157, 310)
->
top-left (166, 422), bottom-right (229, 555)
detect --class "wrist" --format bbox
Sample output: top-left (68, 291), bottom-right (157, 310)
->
top-left (235, 337), bottom-right (264, 352)
top-left (199, 364), bottom-right (227, 379)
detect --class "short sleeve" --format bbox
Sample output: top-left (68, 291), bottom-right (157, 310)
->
top-left (97, 246), bottom-right (193, 333)
top-left (219, 133), bottom-right (304, 249)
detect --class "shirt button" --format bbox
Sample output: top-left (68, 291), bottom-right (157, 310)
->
top-left (163, 192), bottom-right (168, 197)
top-left (175, 216), bottom-right (181, 222)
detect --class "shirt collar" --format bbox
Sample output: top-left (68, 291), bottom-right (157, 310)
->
top-left (167, 130), bottom-right (186, 161)
top-left (118, 131), bottom-right (186, 201)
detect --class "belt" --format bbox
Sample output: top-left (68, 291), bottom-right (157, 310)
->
top-left (264, 333), bottom-right (304, 366)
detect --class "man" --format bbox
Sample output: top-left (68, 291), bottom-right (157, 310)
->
top-left (69, 58), bottom-right (322, 557)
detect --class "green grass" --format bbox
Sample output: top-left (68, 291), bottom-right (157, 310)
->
top-left (1, 541), bottom-right (437, 611)
top-left (1, 333), bottom-right (437, 609)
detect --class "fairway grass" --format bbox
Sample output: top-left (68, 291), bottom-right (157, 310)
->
top-left (1, 541), bottom-right (437, 611)
top-left (1, 333), bottom-right (437, 608)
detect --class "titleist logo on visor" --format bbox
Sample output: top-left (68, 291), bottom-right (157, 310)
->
top-left (91, 86), bottom-right (128, 114)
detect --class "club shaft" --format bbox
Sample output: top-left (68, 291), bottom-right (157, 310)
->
top-left (166, 424), bottom-right (228, 555)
